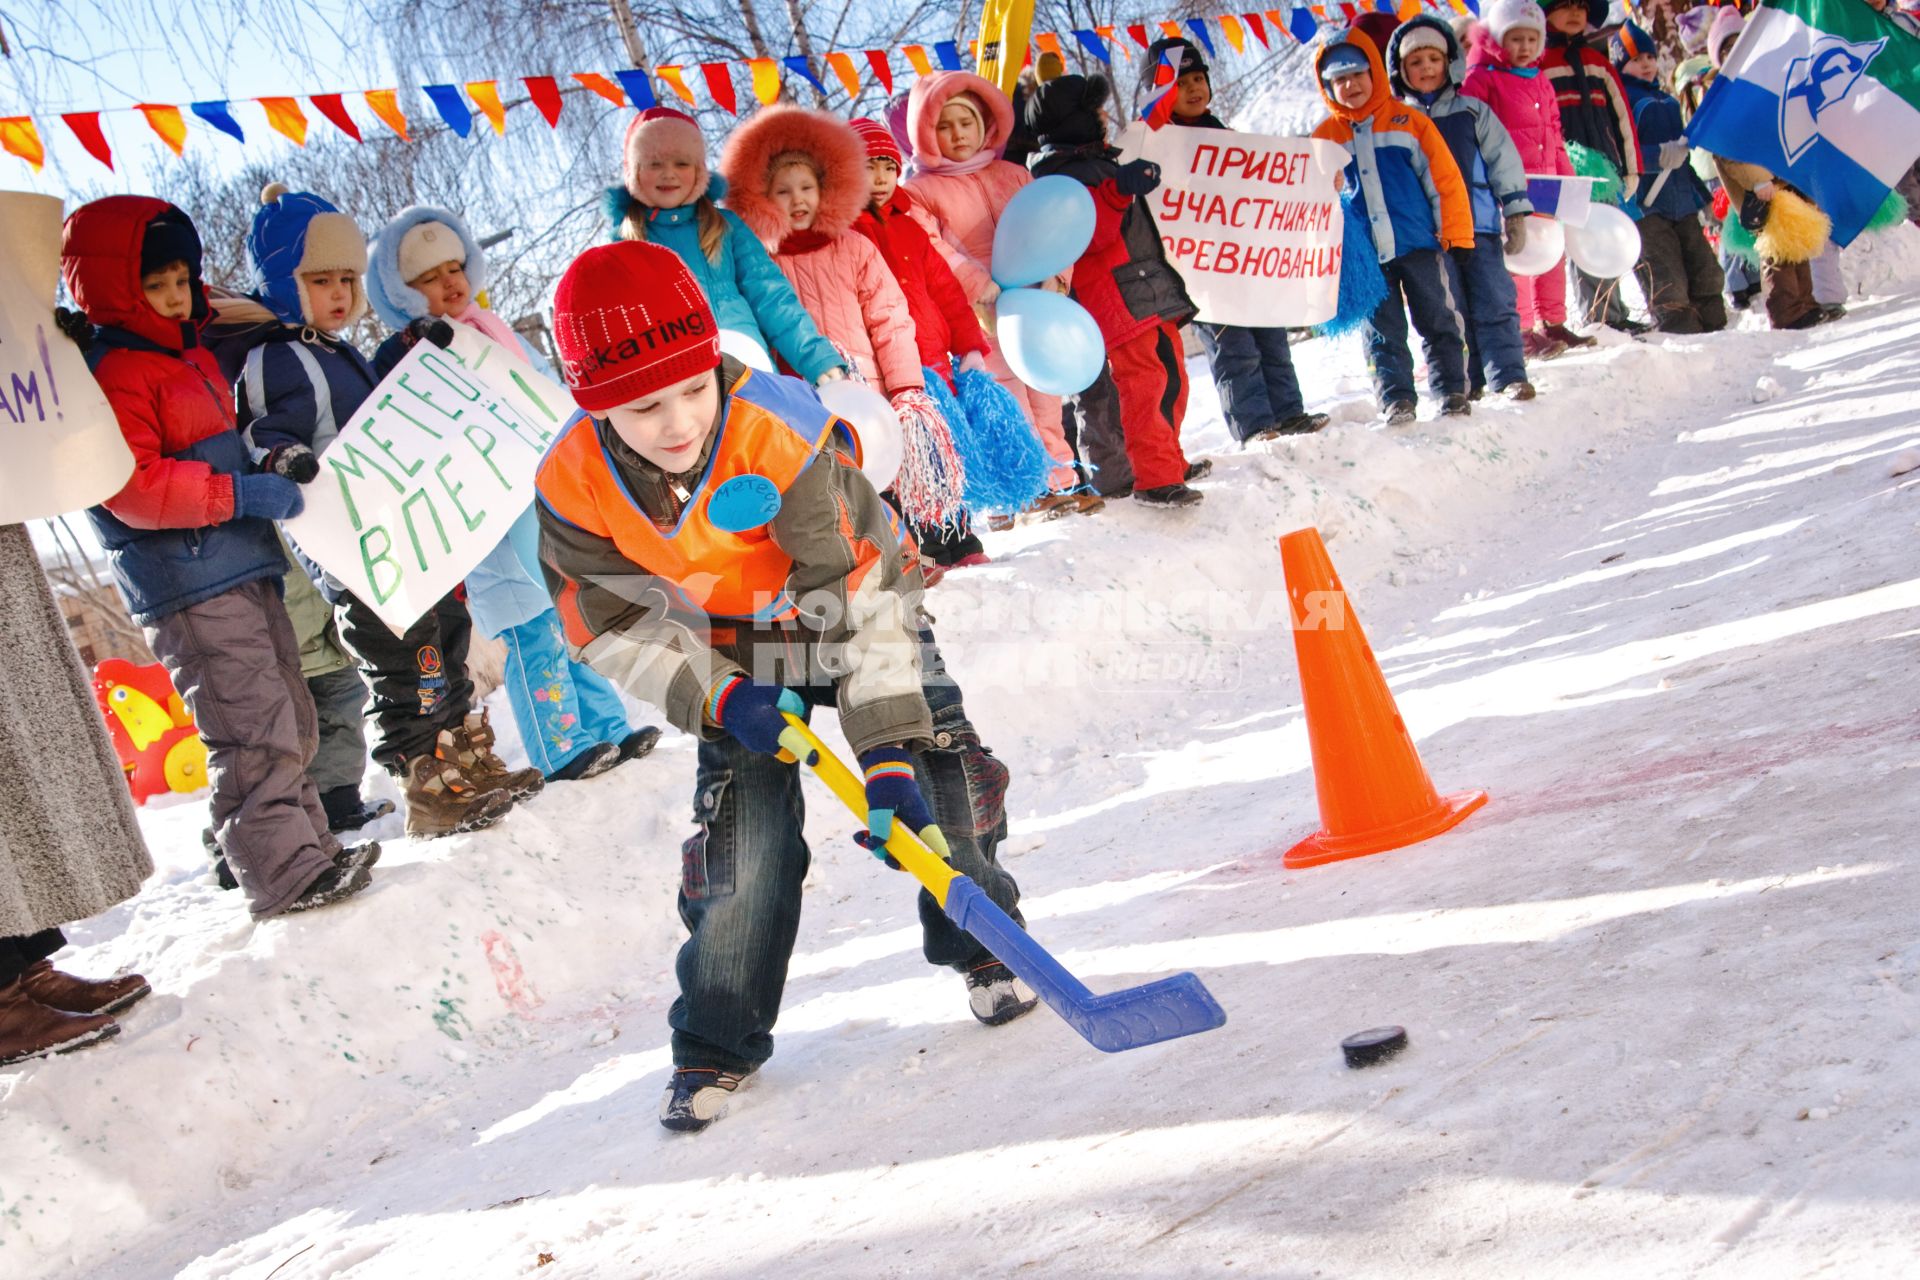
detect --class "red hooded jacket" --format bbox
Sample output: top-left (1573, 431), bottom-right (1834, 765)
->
top-left (852, 189), bottom-right (991, 379)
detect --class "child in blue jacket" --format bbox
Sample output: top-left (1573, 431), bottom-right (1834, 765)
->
top-left (1612, 22), bottom-right (1727, 334)
top-left (367, 204), bottom-right (660, 783)
top-left (1388, 15), bottom-right (1540, 401)
top-left (226, 183), bottom-right (519, 841)
top-left (606, 107), bottom-right (847, 388)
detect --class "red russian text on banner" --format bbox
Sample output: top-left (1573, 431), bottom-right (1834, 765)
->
top-left (865, 49), bottom-right (894, 95)
top-left (824, 51), bottom-right (862, 98)
top-left (468, 81), bottom-right (507, 134)
top-left (701, 63), bottom-right (738, 114)
top-left (63, 112), bottom-right (114, 169)
top-left (259, 97), bottom-right (309, 145)
top-left (657, 66), bottom-right (696, 106)
top-left (0, 117), bottom-right (46, 170)
top-left (748, 59), bottom-right (782, 105)
top-left (310, 93), bottom-right (363, 141)
top-left (365, 89), bottom-right (410, 139)
top-left (902, 44), bottom-right (933, 75)
top-left (525, 76), bottom-right (564, 126)
top-left (136, 103), bottom-right (188, 156)
top-left (572, 72), bottom-right (626, 106)
top-left (1219, 15), bottom-right (1247, 53)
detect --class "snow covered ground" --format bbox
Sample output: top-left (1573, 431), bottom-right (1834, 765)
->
top-left (7, 225), bottom-right (1920, 1279)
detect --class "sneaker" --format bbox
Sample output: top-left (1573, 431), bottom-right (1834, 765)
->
top-left (278, 844), bottom-right (377, 916)
top-left (949, 551), bottom-right (992, 569)
top-left (448, 711), bottom-right (545, 800)
top-left (1521, 330), bottom-right (1567, 360)
top-left (1542, 323), bottom-right (1596, 349)
top-left (1383, 400), bottom-right (1417, 426)
top-left (402, 751), bottom-right (514, 840)
top-left (320, 786), bottom-right (396, 834)
top-left (1501, 381), bottom-right (1538, 401)
top-left (619, 726), bottom-right (662, 762)
top-left (1184, 458), bottom-right (1213, 482)
top-left (966, 961), bottom-right (1039, 1026)
top-left (659, 1067), bottom-right (750, 1133)
top-left (547, 740), bottom-right (622, 783)
top-left (1133, 483), bottom-right (1204, 508)
top-left (1440, 393), bottom-right (1473, 417)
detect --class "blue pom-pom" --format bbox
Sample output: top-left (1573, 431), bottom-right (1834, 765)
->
top-left (1324, 196), bottom-right (1389, 339)
top-left (946, 365), bottom-right (1054, 514)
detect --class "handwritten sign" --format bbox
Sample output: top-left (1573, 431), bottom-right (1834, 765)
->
top-left (0, 191), bottom-right (133, 523)
top-left (1117, 126), bottom-right (1349, 328)
top-left (283, 326), bottom-right (577, 634)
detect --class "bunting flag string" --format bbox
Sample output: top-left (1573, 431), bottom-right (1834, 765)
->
top-left (7, 4), bottom-right (1465, 172)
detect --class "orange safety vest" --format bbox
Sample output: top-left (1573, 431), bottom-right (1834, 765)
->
top-left (537, 365), bottom-right (862, 627)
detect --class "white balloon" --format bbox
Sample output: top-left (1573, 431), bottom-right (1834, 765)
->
top-left (816, 379), bottom-right (902, 490)
top-left (718, 328), bottom-right (774, 372)
top-left (1503, 215), bottom-right (1566, 276)
top-left (1564, 205), bottom-right (1642, 280)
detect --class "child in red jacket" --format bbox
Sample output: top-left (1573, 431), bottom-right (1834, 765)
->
top-left (61, 196), bottom-right (376, 919)
top-left (1023, 74), bottom-right (1205, 509)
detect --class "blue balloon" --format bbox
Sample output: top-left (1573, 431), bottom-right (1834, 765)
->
top-left (991, 175), bottom-right (1097, 289)
top-left (994, 287), bottom-right (1105, 396)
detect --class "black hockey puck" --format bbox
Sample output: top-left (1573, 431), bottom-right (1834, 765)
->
top-left (1341, 1026), bottom-right (1409, 1069)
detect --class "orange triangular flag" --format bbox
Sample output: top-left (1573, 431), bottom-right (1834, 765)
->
top-left (572, 72), bottom-right (627, 106)
top-left (467, 81), bottom-right (506, 134)
top-left (657, 65), bottom-right (695, 106)
top-left (0, 117), bottom-right (45, 170)
top-left (364, 89), bottom-right (410, 139)
top-left (825, 51), bottom-right (861, 98)
top-left (1158, 20), bottom-right (1183, 39)
top-left (136, 103), bottom-right (188, 156)
top-left (1097, 26), bottom-right (1133, 60)
top-left (748, 58), bottom-right (782, 106)
top-left (259, 97), bottom-right (308, 146)
top-left (1219, 15), bottom-right (1247, 53)
top-left (1035, 32), bottom-right (1063, 57)
top-left (902, 44), bottom-right (933, 76)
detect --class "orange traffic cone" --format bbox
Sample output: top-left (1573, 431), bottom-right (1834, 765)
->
top-left (1279, 527), bottom-right (1487, 870)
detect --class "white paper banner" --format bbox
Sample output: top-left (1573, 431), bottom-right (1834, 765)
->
top-left (0, 191), bottom-right (134, 524)
top-left (283, 327), bottom-right (576, 633)
top-left (1117, 126), bottom-right (1350, 328)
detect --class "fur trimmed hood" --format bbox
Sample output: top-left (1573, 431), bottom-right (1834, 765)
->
top-left (905, 71), bottom-right (1015, 171)
top-left (246, 183), bottom-right (368, 327)
top-left (718, 106), bottom-right (869, 246)
top-left (366, 204), bottom-right (486, 330)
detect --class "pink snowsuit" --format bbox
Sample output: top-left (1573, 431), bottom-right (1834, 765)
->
top-left (1463, 28), bottom-right (1574, 327)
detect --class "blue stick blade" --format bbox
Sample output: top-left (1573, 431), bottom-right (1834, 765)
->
top-left (944, 878), bottom-right (1227, 1053)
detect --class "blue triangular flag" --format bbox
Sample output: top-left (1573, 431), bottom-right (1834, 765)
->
top-left (422, 84), bottom-right (472, 138)
top-left (614, 69), bottom-right (657, 110)
top-left (1289, 6), bottom-right (1319, 44)
top-left (933, 40), bottom-right (963, 70)
top-left (1185, 19), bottom-right (1218, 58)
top-left (783, 56), bottom-right (827, 94)
top-left (190, 100), bottom-right (246, 143)
top-left (1072, 29), bottom-right (1111, 62)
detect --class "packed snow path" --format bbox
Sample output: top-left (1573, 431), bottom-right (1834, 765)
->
top-left (7, 246), bottom-right (1920, 1278)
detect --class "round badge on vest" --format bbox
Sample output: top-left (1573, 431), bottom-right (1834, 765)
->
top-left (707, 474), bottom-right (783, 532)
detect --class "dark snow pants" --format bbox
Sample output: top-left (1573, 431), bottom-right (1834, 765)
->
top-left (1064, 366), bottom-right (1134, 496)
top-left (1368, 250), bottom-right (1470, 408)
top-left (148, 578), bottom-right (335, 918)
top-left (1195, 322), bottom-right (1307, 442)
top-left (1635, 213), bottom-right (1728, 334)
top-left (306, 666), bottom-right (372, 795)
top-left (1762, 260), bottom-right (1817, 329)
top-left (334, 588), bottom-right (475, 773)
top-left (1448, 235), bottom-right (1530, 394)
top-left (669, 634), bottom-right (1022, 1074)
top-left (0, 929), bottom-right (64, 987)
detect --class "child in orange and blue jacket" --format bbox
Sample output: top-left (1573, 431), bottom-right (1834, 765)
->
top-left (1312, 30), bottom-right (1477, 425)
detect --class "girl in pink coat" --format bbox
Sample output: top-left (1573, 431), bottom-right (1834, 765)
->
top-left (721, 106), bottom-right (965, 531)
top-left (903, 72), bottom-right (1091, 513)
top-left (1463, 0), bottom-right (1578, 359)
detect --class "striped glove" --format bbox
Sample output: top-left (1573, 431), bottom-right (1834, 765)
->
top-left (853, 745), bottom-right (950, 868)
top-left (707, 676), bottom-right (815, 764)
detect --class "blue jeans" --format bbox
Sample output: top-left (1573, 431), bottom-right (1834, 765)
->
top-left (1447, 235), bottom-right (1529, 394)
top-left (1366, 249), bottom-right (1469, 407)
top-left (1195, 323), bottom-right (1306, 441)
top-left (670, 633), bottom-right (1021, 1072)
top-left (500, 611), bottom-right (632, 776)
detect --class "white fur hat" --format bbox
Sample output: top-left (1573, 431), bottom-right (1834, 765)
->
top-left (1487, 0), bottom-right (1547, 40)
top-left (396, 219), bottom-right (465, 284)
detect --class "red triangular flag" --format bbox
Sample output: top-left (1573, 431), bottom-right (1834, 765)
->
top-left (309, 93), bottom-right (363, 142)
top-left (525, 76), bottom-right (564, 127)
top-left (865, 49), bottom-right (894, 95)
top-left (700, 62), bottom-right (737, 114)
top-left (1244, 13), bottom-right (1270, 46)
top-left (1127, 23), bottom-right (1151, 47)
top-left (62, 112), bottom-right (113, 169)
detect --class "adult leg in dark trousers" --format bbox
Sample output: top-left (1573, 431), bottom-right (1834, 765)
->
top-left (334, 589), bottom-right (476, 773)
top-left (150, 580), bottom-right (336, 917)
top-left (1065, 365), bottom-right (1134, 496)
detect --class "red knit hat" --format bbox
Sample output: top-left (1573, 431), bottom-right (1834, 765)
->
top-left (622, 106), bottom-right (711, 203)
top-left (849, 117), bottom-right (903, 169)
top-left (552, 241), bottom-right (720, 413)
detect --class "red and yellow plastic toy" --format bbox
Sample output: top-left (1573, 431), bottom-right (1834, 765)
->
top-left (91, 659), bottom-right (209, 803)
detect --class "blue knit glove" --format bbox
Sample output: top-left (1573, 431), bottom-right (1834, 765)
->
top-left (853, 745), bottom-right (950, 868)
top-left (707, 676), bottom-right (815, 763)
top-left (1115, 160), bottom-right (1162, 197)
top-left (232, 473), bottom-right (304, 521)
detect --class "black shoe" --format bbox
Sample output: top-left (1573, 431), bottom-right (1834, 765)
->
top-left (966, 961), bottom-right (1039, 1026)
top-left (321, 786), bottom-right (396, 834)
top-left (548, 740), bottom-right (622, 783)
top-left (1133, 483), bottom-right (1204, 508)
top-left (1467, 386), bottom-right (1486, 402)
top-left (1611, 318), bottom-right (1652, 336)
top-left (211, 855), bottom-right (238, 891)
top-left (1819, 304), bottom-right (1847, 323)
top-left (1383, 400), bottom-right (1417, 426)
top-left (1274, 411), bottom-right (1330, 435)
top-left (1441, 393), bottom-right (1473, 417)
top-left (1782, 309), bottom-right (1824, 330)
top-left (1184, 458), bottom-right (1213, 481)
top-left (659, 1067), bottom-right (750, 1133)
top-left (279, 847), bottom-right (376, 916)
